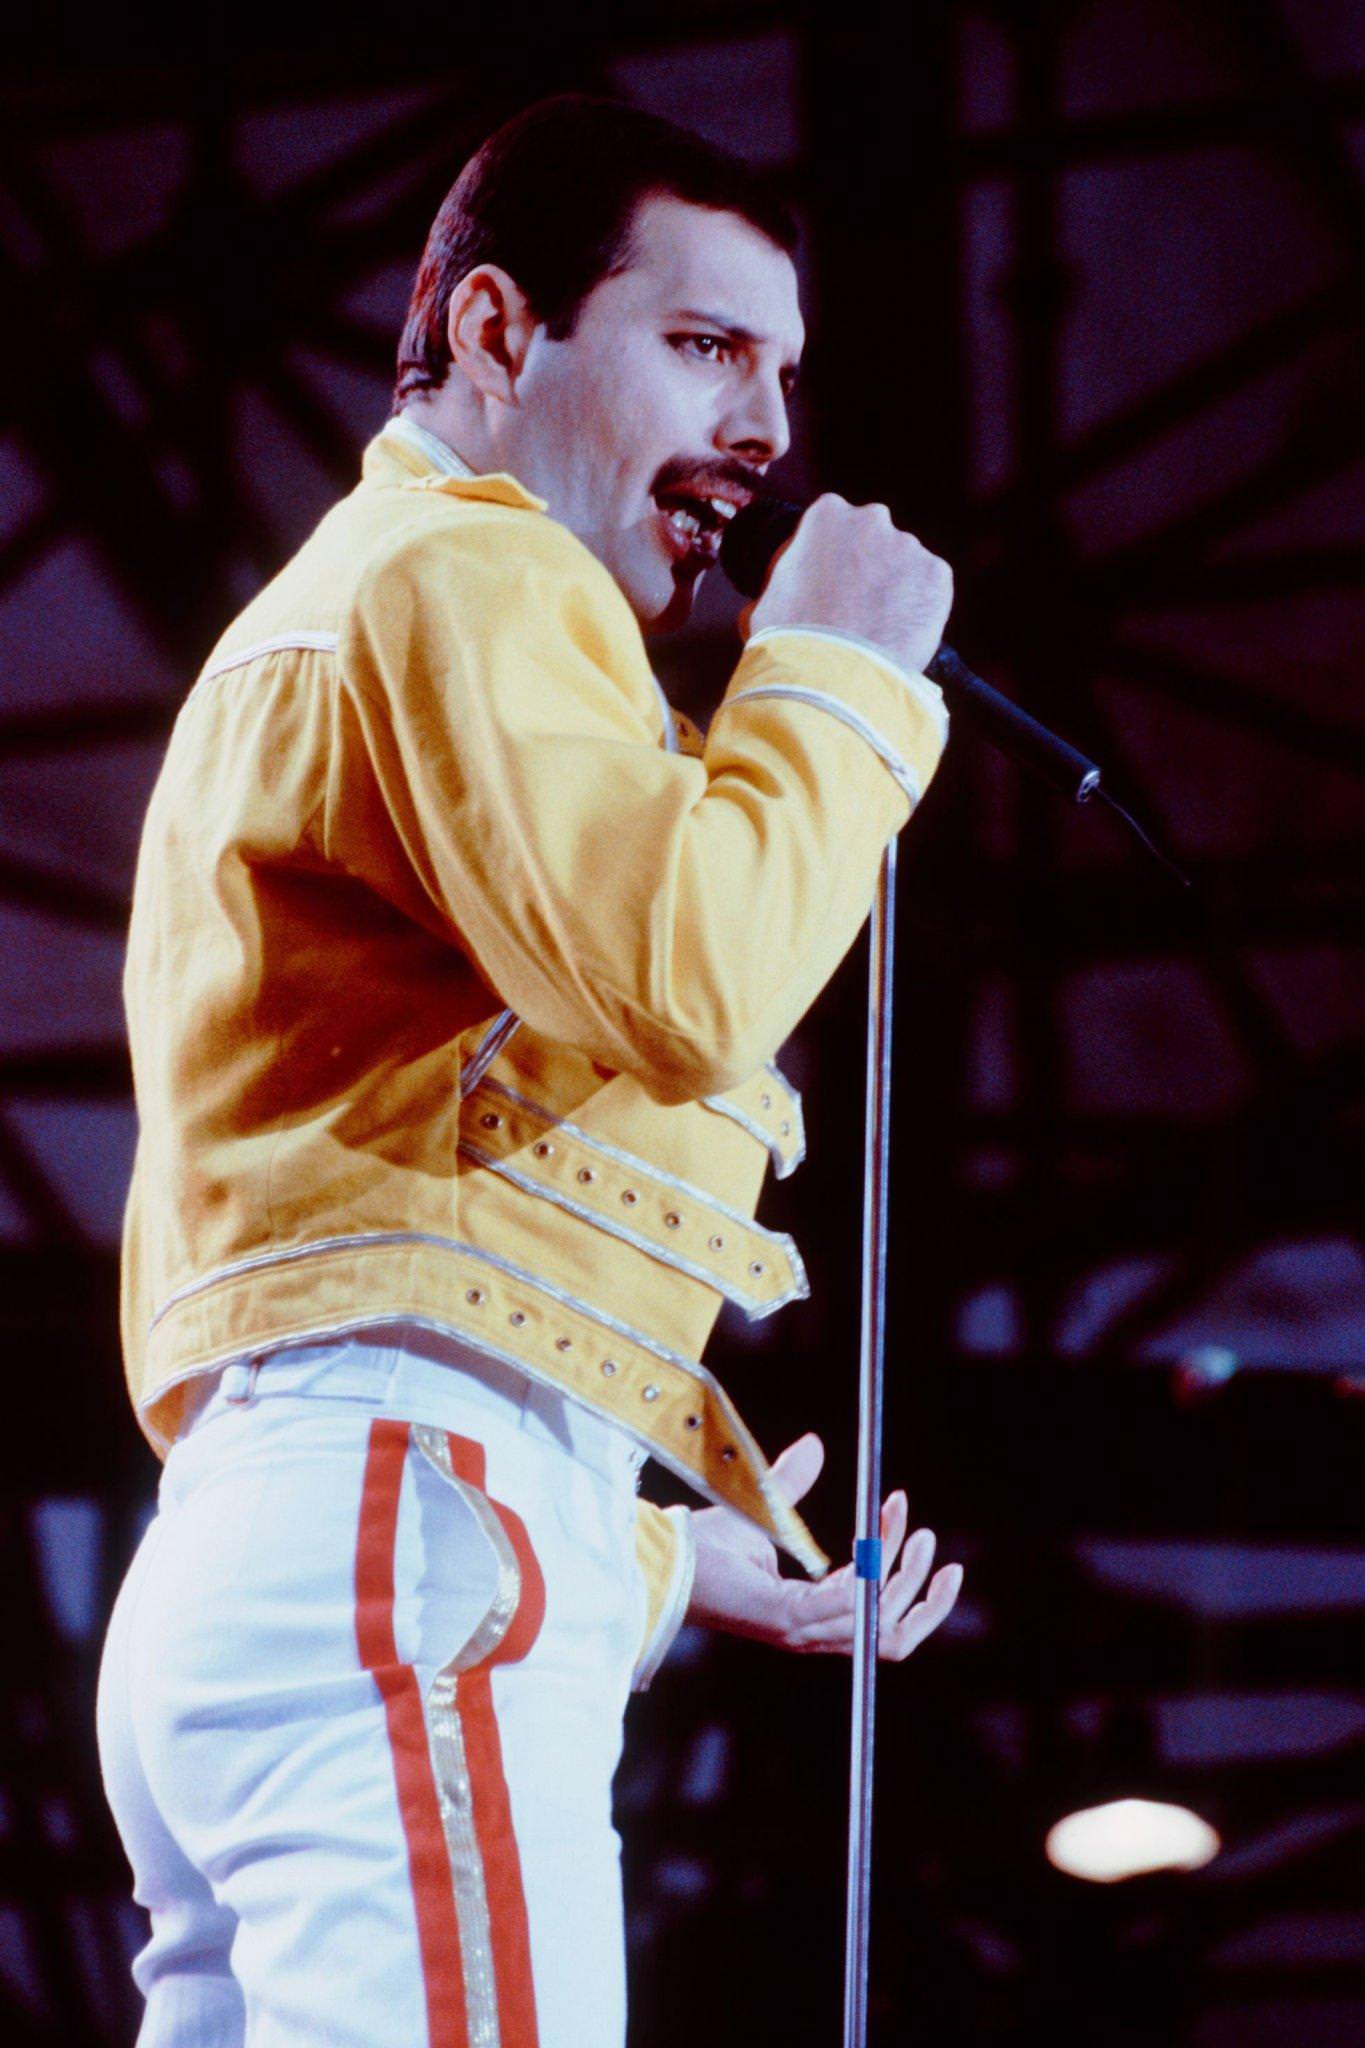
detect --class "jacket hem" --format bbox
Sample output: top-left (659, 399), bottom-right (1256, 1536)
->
top-left (137, 1236), bottom-right (830, 1575)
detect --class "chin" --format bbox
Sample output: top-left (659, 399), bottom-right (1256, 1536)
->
top-left (604, 528), bottom-right (702, 635)
top-left (649, 582), bottom-right (700, 636)
top-left (642, 556), bottom-right (710, 637)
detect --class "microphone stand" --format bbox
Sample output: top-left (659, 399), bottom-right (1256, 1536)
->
top-left (844, 831), bottom-right (896, 2048)
top-left (839, 700), bottom-right (1185, 2048)
top-left (716, 501), bottom-right (1186, 2045)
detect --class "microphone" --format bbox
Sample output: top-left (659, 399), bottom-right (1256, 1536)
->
top-left (720, 497), bottom-right (1102, 804)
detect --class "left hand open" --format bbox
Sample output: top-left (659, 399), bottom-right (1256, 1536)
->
top-left (684, 1431), bottom-right (963, 1659)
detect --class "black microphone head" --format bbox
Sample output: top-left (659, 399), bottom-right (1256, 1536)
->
top-left (718, 496), bottom-right (805, 599)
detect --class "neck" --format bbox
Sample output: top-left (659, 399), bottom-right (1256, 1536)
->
top-left (401, 388), bottom-right (496, 477)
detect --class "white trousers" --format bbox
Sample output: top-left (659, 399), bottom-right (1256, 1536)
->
top-left (97, 1326), bottom-right (649, 2047)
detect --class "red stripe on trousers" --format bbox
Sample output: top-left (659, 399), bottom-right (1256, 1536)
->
top-left (355, 1417), bottom-right (468, 2044)
top-left (448, 1433), bottom-right (546, 2048)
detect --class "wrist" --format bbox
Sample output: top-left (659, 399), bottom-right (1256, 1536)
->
top-left (744, 625), bottom-right (948, 745)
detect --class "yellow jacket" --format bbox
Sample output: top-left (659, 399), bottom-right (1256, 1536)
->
top-left (121, 418), bottom-right (948, 1678)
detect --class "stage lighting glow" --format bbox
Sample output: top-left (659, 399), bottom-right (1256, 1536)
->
top-left (1045, 1798), bottom-right (1220, 1882)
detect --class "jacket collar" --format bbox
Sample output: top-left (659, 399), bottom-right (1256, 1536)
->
top-left (363, 411), bottom-right (548, 513)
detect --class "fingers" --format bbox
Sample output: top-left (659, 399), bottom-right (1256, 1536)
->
top-left (776, 1529), bottom-right (963, 1658)
top-left (879, 1564), bottom-right (964, 1661)
top-left (768, 1431), bottom-right (826, 1507)
top-left (879, 1490), bottom-right (908, 1584)
top-left (881, 1526), bottom-right (936, 1627)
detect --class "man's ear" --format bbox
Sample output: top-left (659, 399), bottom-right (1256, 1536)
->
top-left (445, 265), bottom-right (538, 404)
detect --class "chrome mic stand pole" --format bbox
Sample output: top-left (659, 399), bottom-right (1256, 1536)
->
top-left (842, 836), bottom-right (896, 2048)
top-left (716, 501), bottom-right (1190, 2048)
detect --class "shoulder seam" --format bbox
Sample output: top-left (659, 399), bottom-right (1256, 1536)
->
top-left (199, 631), bottom-right (340, 685)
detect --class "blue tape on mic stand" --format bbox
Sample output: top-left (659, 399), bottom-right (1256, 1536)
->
top-left (854, 1538), bottom-right (882, 1580)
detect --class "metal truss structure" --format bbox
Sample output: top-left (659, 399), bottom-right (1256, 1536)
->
top-left (0, 4), bottom-right (1361, 2041)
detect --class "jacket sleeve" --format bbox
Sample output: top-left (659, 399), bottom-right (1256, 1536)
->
top-left (339, 507), bottom-right (948, 1105)
top-left (631, 1499), bottom-right (696, 1692)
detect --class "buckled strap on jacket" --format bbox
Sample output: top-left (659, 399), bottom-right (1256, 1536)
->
top-left (141, 1230), bottom-right (830, 1576)
top-left (460, 1078), bottom-right (808, 1319)
top-left (703, 1061), bottom-right (806, 1180)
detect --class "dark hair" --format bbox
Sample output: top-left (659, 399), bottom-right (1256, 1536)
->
top-left (392, 94), bottom-right (798, 410)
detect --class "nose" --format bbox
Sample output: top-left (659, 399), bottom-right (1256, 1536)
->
top-left (716, 362), bottom-right (791, 468)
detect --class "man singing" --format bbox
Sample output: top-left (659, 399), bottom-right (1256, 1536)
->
top-left (98, 93), bottom-right (963, 2047)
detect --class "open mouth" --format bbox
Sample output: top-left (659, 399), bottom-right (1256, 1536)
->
top-left (652, 488), bottom-right (741, 565)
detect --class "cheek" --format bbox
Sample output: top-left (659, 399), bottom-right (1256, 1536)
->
top-left (544, 339), bottom-right (708, 517)
top-left (610, 346), bottom-right (700, 447)
top-left (570, 376), bottom-right (653, 486)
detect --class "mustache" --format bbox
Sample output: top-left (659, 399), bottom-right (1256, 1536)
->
top-left (650, 456), bottom-right (767, 499)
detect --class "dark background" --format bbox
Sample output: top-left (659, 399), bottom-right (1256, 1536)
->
top-left (1, 2), bottom-right (1362, 2042)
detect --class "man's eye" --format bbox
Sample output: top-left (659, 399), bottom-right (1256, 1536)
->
top-left (672, 334), bottom-right (731, 363)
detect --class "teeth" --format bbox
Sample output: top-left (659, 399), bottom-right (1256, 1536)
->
top-left (708, 498), bottom-right (739, 521)
top-left (665, 507), bottom-right (703, 540)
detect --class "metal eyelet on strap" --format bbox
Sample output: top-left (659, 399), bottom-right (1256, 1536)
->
top-left (642, 1385), bottom-right (660, 1403)
top-left (465, 1287), bottom-right (484, 1305)
top-left (601, 1360), bottom-right (618, 1377)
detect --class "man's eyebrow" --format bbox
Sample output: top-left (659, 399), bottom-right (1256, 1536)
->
top-left (666, 307), bottom-right (802, 388)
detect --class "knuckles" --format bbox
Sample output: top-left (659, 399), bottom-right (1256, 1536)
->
top-left (802, 502), bottom-right (952, 582)
top-left (771, 497), bottom-right (956, 655)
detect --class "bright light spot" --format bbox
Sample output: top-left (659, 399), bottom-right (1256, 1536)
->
top-left (1046, 1798), bottom-right (1220, 1883)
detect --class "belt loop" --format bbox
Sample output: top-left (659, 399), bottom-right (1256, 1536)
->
top-left (221, 1357), bottom-right (262, 1406)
